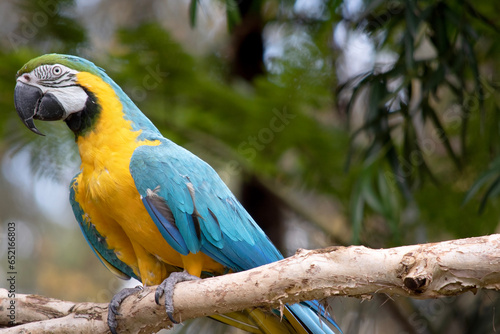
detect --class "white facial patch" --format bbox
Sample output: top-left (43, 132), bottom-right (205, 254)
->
top-left (17, 64), bottom-right (88, 119)
top-left (47, 86), bottom-right (88, 117)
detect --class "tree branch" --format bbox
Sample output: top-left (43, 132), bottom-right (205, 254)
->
top-left (1, 234), bottom-right (500, 333)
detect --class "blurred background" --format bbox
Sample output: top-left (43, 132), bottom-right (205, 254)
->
top-left (0, 0), bottom-right (500, 333)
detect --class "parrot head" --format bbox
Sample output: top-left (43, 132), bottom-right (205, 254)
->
top-left (14, 54), bottom-right (103, 136)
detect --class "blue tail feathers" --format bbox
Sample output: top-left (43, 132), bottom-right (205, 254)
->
top-left (286, 302), bottom-right (343, 334)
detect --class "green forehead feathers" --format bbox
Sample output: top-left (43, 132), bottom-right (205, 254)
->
top-left (17, 53), bottom-right (104, 77)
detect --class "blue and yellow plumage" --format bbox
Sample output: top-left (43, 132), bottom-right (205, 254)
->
top-left (14, 54), bottom-right (342, 334)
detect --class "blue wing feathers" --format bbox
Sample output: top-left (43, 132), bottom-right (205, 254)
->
top-left (183, 212), bottom-right (202, 252)
top-left (141, 195), bottom-right (190, 255)
top-left (200, 207), bottom-right (223, 247)
top-left (129, 139), bottom-right (342, 333)
top-left (130, 139), bottom-right (283, 269)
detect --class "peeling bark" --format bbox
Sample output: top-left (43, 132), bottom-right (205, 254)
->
top-left (1, 234), bottom-right (499, 333)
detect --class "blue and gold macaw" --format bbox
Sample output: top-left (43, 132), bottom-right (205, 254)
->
top-left (14, 54), bottom-right (342, 334)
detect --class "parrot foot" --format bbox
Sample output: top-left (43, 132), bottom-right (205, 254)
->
top-left (155, 271), bottom-right (200, 324)
top-left (108, 285), bottom-right (143, 334)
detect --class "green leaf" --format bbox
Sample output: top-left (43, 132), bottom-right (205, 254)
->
top-left (350, 180), bottom-right (365, 245)
top-left (429, 3), bottom-right (450, 57)
top-left (479, 176), bottom-right (500, 213)
top-left (405, 0), bottom-right (419, 37)
top-left (226, 0), bottom-right (241, 31)
top-left (426, 102), bottom-right (462, 170)
top-left (362, 167), bottom-right (385, 214)
top-left (189, 0), bottom-right (198, 28)
top-left (463, 156), bottom-right (500, 206)
top-left (463, 1), bottom-right (500, 33)
top-left (423, 64), bottom-right (445, 95)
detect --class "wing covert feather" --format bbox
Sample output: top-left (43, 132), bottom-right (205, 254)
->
top-left (130, 139), bottom-right (282, 271)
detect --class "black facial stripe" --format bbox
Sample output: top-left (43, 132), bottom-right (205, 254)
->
top-left (43, 83), bottom-right (80, 89)
top-left (34, 66), bottom-right (51, 80)
top-left (41, 76), bottom-right (73, 86)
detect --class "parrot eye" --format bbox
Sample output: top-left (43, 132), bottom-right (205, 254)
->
top-left (52, 65), bottom-right (62, 76)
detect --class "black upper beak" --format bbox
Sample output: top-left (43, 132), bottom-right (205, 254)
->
top-left (14, 81), bottom-right (44, 136)
top-left (14, 81), bottom-right (66, 136)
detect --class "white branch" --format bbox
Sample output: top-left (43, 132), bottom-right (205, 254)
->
top-left (1, 234), bottom-right (500, 333)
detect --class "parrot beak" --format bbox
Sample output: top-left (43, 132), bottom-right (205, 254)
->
top-left (14, 81), bottom-right (66, 136)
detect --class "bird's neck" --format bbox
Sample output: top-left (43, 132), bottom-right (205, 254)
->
top-left (64, 88), bottom-right (100, 136)
top-left (72, 72), bottom-right (159, 172)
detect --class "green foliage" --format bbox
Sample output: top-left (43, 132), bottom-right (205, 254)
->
top-left (13, 0), bottom-right (86, 53)
top-left (341, 0), bottom-right (500, 241)
top-left (189, 0), bottom-right (241, 31)
top-left (463, 155), bottom-right (500, 214)
top-left (225, 0), bottom-right (242, 31)
top-left (418, 181), bottom-right (500, 238)
top-left (350, 156), bottom-right (402, 245)
top-left (189, 0), bottom-right (198, 28)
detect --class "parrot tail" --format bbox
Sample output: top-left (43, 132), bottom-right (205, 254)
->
top-left (285, 302), bottom-right (342, 334)
top-left (209, 302), bottom-right (342, 334)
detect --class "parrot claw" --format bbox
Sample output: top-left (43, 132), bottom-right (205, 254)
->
top-left (107, 285), bottom-right (143, 334)
top-left (155, 271), bottom-right (200, 324)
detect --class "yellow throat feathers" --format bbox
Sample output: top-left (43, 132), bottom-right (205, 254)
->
top-left (73, 71), bottom-right (161, 205)
top-left (74, 71), bottom-right (159, 152)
